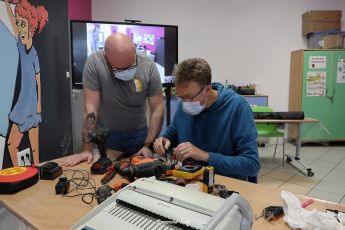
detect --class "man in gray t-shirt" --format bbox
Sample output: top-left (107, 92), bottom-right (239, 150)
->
top-left (63, 33), bottom-right (164, 166)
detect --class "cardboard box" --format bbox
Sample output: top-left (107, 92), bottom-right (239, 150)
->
top-left (308, 32), bottom-right (344, 49)
top-left (323, 34), bottom-right (344, 48)
top-left (302, 10), bottom-right (342, 36)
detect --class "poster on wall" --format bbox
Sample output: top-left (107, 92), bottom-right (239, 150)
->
top-left (0, 0), bottom-right (48, 167)
top-left (337, 59), bottom-right (345, 84)
top-left (309, 56), bottom-right (326, 69)
top-left (143, 33), bottom-right (155, 45)
top-left (0, 0), bottom-right (72, 169)
top-left (0, 2), bottom-right (19, 169)
top-left (307, 71), bottom-right (326, 96)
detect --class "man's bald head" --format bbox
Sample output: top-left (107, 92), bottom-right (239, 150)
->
top-left (104, 33), bottom-right (136, 69)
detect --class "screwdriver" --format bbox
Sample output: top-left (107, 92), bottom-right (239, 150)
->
top-left (165, 147), bottom-right (175, 164)
top-left (101, 161), bottom-right (121, 185)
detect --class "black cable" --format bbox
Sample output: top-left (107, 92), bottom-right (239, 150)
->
top-left (61, 169), bottom-right (98, 205)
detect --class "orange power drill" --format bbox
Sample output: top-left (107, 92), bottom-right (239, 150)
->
top-left (119, 156), bottom-right (167, 180)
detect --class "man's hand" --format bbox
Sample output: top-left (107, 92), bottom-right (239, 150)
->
top-left (62, 150), bottom-right (98, 167)
top-left (174, 142), bottom-right (209, 162)
top-left (153, 137), bottom-right (171, 155)
top-left (135, 146), bottom-right (153, 158)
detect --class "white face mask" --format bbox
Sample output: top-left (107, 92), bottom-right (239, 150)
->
top-left (182, 89), bottom-right (208, 116)
top-left (182, 101), bottom-right (205, 115)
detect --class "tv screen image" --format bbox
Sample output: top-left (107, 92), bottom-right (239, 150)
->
top-left (70, 20), bottom-right (178, 88)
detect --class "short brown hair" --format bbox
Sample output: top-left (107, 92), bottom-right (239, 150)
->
top-left (173, 58), bottom-right (212, 86)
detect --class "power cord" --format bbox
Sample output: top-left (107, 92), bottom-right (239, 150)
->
top-left (59, 169), bottom-right (97, 205)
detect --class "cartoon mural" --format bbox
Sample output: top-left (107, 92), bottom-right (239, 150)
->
top-left (3, 0), bottom-right (48, 166)
top-left (0, 1), bottom-right (19, 169)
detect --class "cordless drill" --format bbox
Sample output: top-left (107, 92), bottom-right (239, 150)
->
top-left (119, 156), bottom-right (167, 180)
top-left (87, 128), bottom-right (112, 174)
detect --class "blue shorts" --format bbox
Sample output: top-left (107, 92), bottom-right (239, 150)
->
top-left (106, 126), bottom-right (148, 156)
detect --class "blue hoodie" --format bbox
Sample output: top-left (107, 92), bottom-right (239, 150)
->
top-left (163, 82), bottom-right (260, 180)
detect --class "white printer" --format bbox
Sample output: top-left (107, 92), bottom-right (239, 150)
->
top-left (71, 177), bottom-right (253, 230)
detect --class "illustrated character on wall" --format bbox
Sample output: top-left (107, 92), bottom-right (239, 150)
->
top-left (5, 0), bottom-right (48, 166)
top-left (0, 0), bottom-right (19, 169)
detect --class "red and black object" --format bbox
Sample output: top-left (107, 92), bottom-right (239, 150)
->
top-left (113, 179), bottom-right (129, 192)
top-left (91, 157), bottom-right (113, 175)
top-left (0, 166), bottom-right (39, 194)
top-left (87, 128), bottom-right (112, 175)
top-left (101, 161), bottom-right (121, 185)
top-left (119, 156), bottom-right (166, 180)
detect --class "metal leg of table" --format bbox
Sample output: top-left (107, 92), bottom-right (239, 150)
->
top-left (285, 124), bottom-right (314, 177)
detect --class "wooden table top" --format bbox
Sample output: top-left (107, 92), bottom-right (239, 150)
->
top-left (254, 117), bottom-right (319, 124)
top-left (1, 156), bottom-right (344, 230)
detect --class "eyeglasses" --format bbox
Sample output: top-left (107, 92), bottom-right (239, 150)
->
top-left (176, 86), bottom-right (206, 102)
top-left (105, 54), bottom-right (137, 73)
top-left (113, 60), bottom-right (137, 73)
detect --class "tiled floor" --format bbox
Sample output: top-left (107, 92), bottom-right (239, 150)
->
top-left (258, 142), bottom-right (345, 204)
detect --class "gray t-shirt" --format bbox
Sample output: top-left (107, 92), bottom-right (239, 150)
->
top-left (82, 52), bottom-right (162, 132)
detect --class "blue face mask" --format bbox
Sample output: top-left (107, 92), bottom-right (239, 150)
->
top-left (113, 66), bottom-right (137, 81)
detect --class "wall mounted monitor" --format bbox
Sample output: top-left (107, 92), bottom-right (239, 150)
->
top-left (70, 20), bottom-right (178, 88)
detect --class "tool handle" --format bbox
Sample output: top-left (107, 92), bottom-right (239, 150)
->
top-left (101, 166), bottom-right (116, 184)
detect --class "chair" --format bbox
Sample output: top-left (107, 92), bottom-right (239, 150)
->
top-left (252, 106), bottom-right (285, 165)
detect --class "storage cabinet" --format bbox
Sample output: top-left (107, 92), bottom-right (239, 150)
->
top-left (288, 49), bottom-right (345, 142)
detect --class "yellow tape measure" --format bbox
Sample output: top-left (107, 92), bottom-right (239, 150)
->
top-left (0, 167), bottom-right (27, 176)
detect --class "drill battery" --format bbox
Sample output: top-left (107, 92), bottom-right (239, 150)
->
top-left (202, 166), bottom-right (214, 194)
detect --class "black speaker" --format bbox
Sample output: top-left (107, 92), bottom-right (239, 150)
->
top-left (253, 111), bottom-right (304, 120)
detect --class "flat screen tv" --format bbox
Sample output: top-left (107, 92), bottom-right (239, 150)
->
top-left (70, 20), bottom-right (178, 88)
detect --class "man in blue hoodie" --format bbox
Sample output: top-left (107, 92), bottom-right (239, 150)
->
top-left (154, 58), bottom-right (260, 180)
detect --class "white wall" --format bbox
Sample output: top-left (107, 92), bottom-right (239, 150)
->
top-left (92, 0), bottom-right (345, 110)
